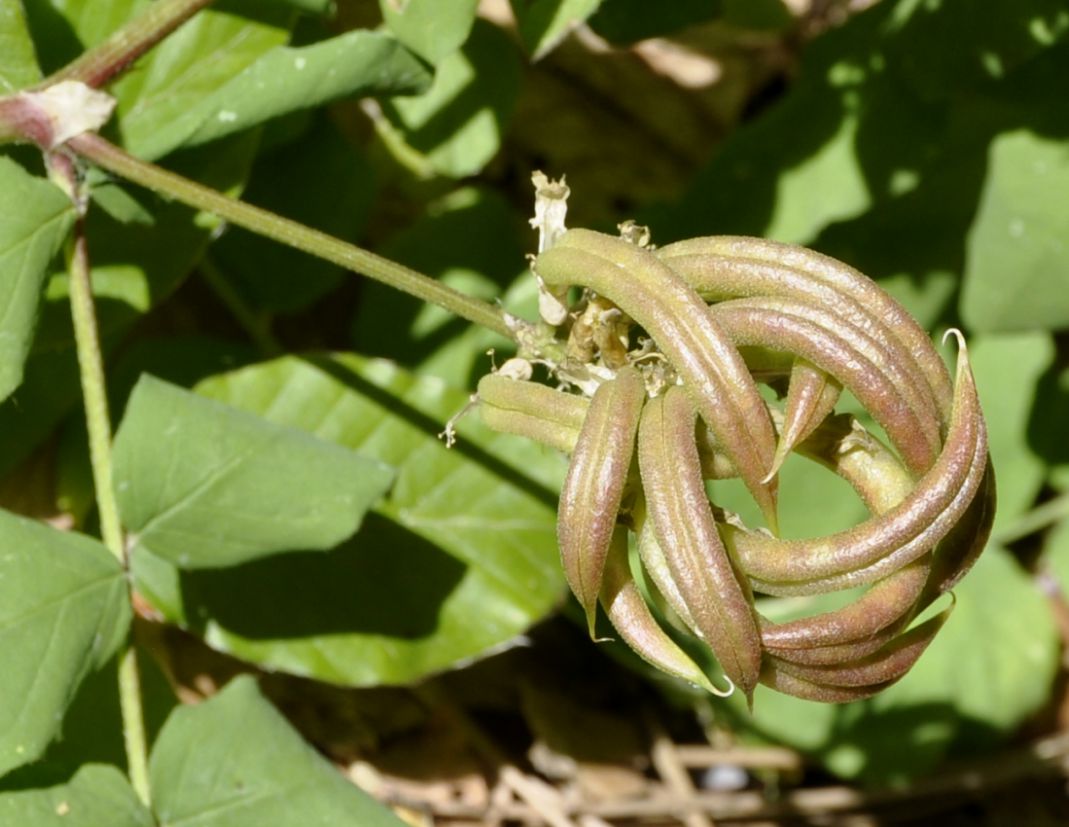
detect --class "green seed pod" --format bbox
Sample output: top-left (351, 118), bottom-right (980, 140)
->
top-left (599, 526), bottom-right (731, 696)
top-left (657, 236), bottom-right (953, 420)
top-left (765, 604), bottom-right (951, 692)
top-left (537, 229), bottom-right (780, 532)
top-left (558, 366), bottom-right (646, 637)
top-left (477, 374), bottom-right (588, 454)
top-left (766, 359), bottom-right (842, 481)
top-left (722, 335), bottom-right (987, 595)
top-left (637, 386), bottom-right (763, 701)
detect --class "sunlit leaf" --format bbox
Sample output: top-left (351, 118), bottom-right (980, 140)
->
top-left (150, 676), bottom-right (406, 826)
top-left (0, 764), bottom-right (152, 827)
top-left (379, 0), bottom-right (478, 64)
top-left (0, 155), bottom-right (74, 403)
top-left (0, 510), bottom-right (130, 775)
top-left (132, 354), bottom-right (566, 686)
top-left (0, 0), bottom-right (41, 92)
top-left (113, 375), bottom-right (394, 568)
top-left (961, 129), bottom-right (1069, 332)
top-left (510, 0), bottom-right (602, 60)
top-left (382, 20), bottom-right (520, 177)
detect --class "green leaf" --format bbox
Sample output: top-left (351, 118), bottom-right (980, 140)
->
top-left (150, 676), bottom-right (406, 827)
top-left (968, 333), bottom-right (1052, 535)
top-left (103, 0), bottom-right (293, 160)
top-left (382, 19), bottom-right (520, 178)
top-left (136, 29), bottom-right (431, 159)
top-left (743, 545), bottom-right (1059, 784)
top-left (113, 375), bottom-right (394, 569)
top-left (588, 0), bottom-right (721, 44)
top-left (961, 129), bottom-right (1069, 332)
top-left (0, 510), bottom-right (130, 776)
top-left (1043, 513), bottom-right (1069, 601)
top-left (0, 155), bottom-right (75, 403)
top-left (132, 354), bottom-right (566, 686)
top-left (0, 0), bottom-right (41, 92)
top-left (0, 764), bottom-right (153, 826)
top-left (509, 0), bottom-right (602, 60)
top-left (721, 0), bottom-right (791, 31)
top-left (379, 0), bottom-right (479, 64)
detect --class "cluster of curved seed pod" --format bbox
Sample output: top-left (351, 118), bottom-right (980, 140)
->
top-left (479, 227), bottom-right (995, 705)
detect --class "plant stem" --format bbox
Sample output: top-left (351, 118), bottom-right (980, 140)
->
top-left (69, 133), bottom-right (516, 339)
top-left (199, 255), bottom-right (282, 356)
top-left (67, 210), bottom-right (151, 806)
top-left (40, 0), bottom-right (215, 89)
top-left (996, 491), bottom-right (1069, 546)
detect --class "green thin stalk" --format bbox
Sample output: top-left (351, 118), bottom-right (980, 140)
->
top-left (996, 491), bottom-right (1069, 546)
top-left (199, 255), bottom-right (282, 355)
top-left (68, 133), bottom-right (516, 339)
top-left (67, 217), bottom-right (151, 805)
top-left (40, 0), bottom-right (215, 89)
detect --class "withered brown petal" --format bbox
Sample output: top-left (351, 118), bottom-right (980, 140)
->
top-left (537, 229), bottom-right (780, 532)
top-left (638, 387), bottom-right (763, 700)
top-left (558, 366), bottom-right (646, 637)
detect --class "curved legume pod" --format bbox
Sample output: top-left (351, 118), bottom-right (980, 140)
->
top-left (638, 386), bottom-right (763, 701)
top-left (765, 604), bottom-right (951, 697)
top-left (719, 335), bottom-right (987, 594)
top-left (599, 526), bottom-right (731, 696)
top-left (657, 236), bottom-right (953, 420)
top-left (766, 359), bottom-right (842, 481)
top-left (536, 229), bottom-right (780, 532)
top-left (558, 366), bottom-right (646, 636)
top-left (710, 296), bottom-right (943, 474)
top-left (477, 374), bottom-right (588, 454)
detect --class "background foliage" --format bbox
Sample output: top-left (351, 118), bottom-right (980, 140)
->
top-left (2, 0), bottom-right (1069, 819)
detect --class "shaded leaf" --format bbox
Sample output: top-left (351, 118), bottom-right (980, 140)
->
top-left (0, 764), bottom-right (152, 826)
top-left (211, 114), bottom-right (378, 313)
top-left (0, 510), bottom-right (130, 775)
top-left (588, 0), bottom-right (721, 44)
top-left (382, 20), bottom-right (521, 177)
top-left (510, 0), bottom-right (602, 60)
top-left (150, 675), bottom-right (406, 826)
top-left (113, 375), bottom-right (394, 569)
top-left (379, 0), bottom-right (478, 64)
top-left (961, 129), bottom-right (1069, 332)
top-left (133, 353), bottom-right (566, 686)
top-left (0, 0), bottom-right (41, 92)
top-left (0, 155), bottom-right (74, 403)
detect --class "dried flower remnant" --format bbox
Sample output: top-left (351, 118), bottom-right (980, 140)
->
top-left (474, 174), bottom-right (995, 704)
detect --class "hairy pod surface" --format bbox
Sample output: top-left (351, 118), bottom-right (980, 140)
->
top-left (637, 387), bottom-right (763, 700)
top-left (599, 526), bottom-right (728, 695)
top-left (473, 214), bottom-right (994, 705)
top-left (558, 366), bottom-right (646, 636)
top-left (537, 229), bottom-right (780, 531)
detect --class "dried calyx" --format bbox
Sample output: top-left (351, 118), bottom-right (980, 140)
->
top-left (476, 175), bottom-right (995, 706)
